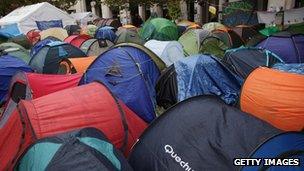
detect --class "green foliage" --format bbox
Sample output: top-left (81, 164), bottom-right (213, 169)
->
top-left (167, 0), bottom-right (182, 21)
top-left (0, 0), bottom-right (78, 16)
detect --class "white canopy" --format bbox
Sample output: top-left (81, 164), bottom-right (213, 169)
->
top-left (0, 2), bottom-right (76, 34)
top-left (145, 40), bottom-right (185, 66)
top-left (70, 12), bottom-right (98, 26)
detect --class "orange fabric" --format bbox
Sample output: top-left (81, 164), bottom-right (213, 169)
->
top-left (241, 67), bottom-right (304, 131)
top-left (69, 56), bottom-right (96, 73)
top-left (123, 24), bottom-right (136, 29)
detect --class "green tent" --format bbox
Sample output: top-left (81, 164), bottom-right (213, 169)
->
top-left (202, 22), bottom-right (227, 32)
top-left (178, 29), bottom-right (210, 56)
top-left (8, 35), bottom-right (32, 49)
top-left (287, 22), bottom-right (304, 34)
top-left (115, 29), bottom-right (144, 45)
top-left (259, 26), bottom-right (280, 36)
top-left (0, 42), bottom-right (30, 64)
top-left (139, 18), bottom-right (179, 41)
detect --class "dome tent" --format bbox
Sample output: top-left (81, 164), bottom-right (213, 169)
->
top-left (80, 38), bottom-right (111, 56)
top-left (0, 42), bottom-right (30, 63)
top-left (40, 28), bottom-right (69, 41)
top-left (94, 18), bottom-right (122, 30)
top-left (232, 25), bottom-right (260, 43)
top-left (80, 43), bottom-right (165, 123)
top-left (129, 96), bottom-right (281, 171)
top-left (272, 63), bottom-right (304, 75)
top-left (64, 34), bottom-right (91, 48)
top-left (58, 56), bottom-right (96, 74)
top-left (241, 67), bottom-right (304, 131)
top-left (30, 36), bottom-right (61, 57)
top-left (64, 24), bottom-right (81, 36)
top-left (95, 26), bottom-right (117, 43)
top-left (223, 47), bottom-right (283, 79)
top-left (144, 40), bottom-right (185, 66)
top-left (15, 128), bottom-right (133, 171)
top-left (255, 32), bottom-right (304, 63)
top-left (29, 41), bottom-right (87, 74)
top-left (115, 28), bottom-right (144, 45)
top-left (0, 82), bottom-right (147, 170)
top-left (139, 18), bottom-right (179, 41)
top-left (202, 22), bottom-right (227, 32)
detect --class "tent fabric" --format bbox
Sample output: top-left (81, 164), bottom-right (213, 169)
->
top-left (40, 28), bottom-right (69, 41)
top-left (0, 82), bottom-right (146, 170)
top-left (0, 2), bottom-right (75, 34)
top-left (223, 47), bottom-right (283, 79)
top-left (15, 128), bottom-right (133, 171)
top-left (0, 24), bottom-right (22, 38)
top-left (80, 45), bottom-right (161, 123)
top-left (259, 26), bottom-right (280, 36)
top-left (139, 18), bottom-right (179, 41)
top-left (115, 29), bottom-right (144, 45)
top-left (178, 29), bottom-right (210, 56)
top-left (272, 63), bottom-right (304, 75)
top-left (232, 25), bottom-right (259, 43)
top-left (129, 96), bottom-right (281, 171)
top-left (243, 132), bottom-right (304, 171)
top-left (95, 27), bottom-right (117, 43)
top-left (94, 18), bottom-right (122, 30)
top-left (0, 55), bottom-right (32, 105)
top-left (64, 25), bottom-right (81, 36)
top-left (0, 42), bottom-right (31, 63)
top-left (240, 67), bottom-right (304, 131)
top-left (256, 32), bottom-right (304, 63)
top-left (70, 12), bottom-right (98, 26)
top-left (26, 29), bottom-right (41, 45)
top-left (80, 38), bottom-right (112, 56)
top-left (58, 56), bottom-right (96, 74)
top-left (202, 22), bottom-right (227, 32)
top-left (64, 34), bottom-right (91, 48)
top-left (8, 34), bottom-right (32, 49)
top-left (36, 20), bottom-right (63, 31)
top-left (30, 37), bottom-right (61, 57)
top-left (29, 41), bottom-right (87, 74)
top-left (144, 40), bottom-right (185, 66)
top-left (175, 54), bottom-right (242, 105)
top-left (287, 22), bottom-right (304, 34)
top-left (81, 24), bottom-right (98, 37)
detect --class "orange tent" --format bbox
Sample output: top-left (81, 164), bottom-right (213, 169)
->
top-left (240, 67), bottom-right (304, 131)
top-left (59, 56), bottom-right (96, 74)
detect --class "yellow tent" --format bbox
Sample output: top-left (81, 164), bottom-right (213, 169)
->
top-left (40, 28), bottom-right (68, 41)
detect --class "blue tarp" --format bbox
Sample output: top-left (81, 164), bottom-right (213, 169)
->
top-left (30, 38), bottom-right (60, 57)
top-left (243, 132), bottom-right (304, 171)
top-left (175, 54), bottom-right (242, 105)
top-left (80, 46), bottom-right (160, 123)
top-left (95, 27), bottom-right (117, 42)
top-left (0, 24), bottom-right (22, 38)
top-left (36, 20), bottom-right (63, 31)
top-left (272, 63), bottom-right (304, 75)
top-left (0, 55), bottom-right (32, 104)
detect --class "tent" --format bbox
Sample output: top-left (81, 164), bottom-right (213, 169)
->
top-left (200, 29), bottom-right (244, 59)
top-left (139, 18), bottom-right (179, 41)
top-left (259, 26), bottom-right (280, 36)
top-left (8, 34), bottom-right (32, 49)
top-left (95, 26), bottom-right (117, 43)
top-left (0, 82), bottom-right (147, 170)
top-left (15, 128), bottom-right (133, 171)
top-left (0, 24), bottom-right (22, 38)
top-left (58, 56), bottom-right (96, 74)
top-left (129, 96), bottom-right (281, 171)
top-left (115, 28), bottom-right (144, 45)
top-left (29, 41), bottom-right (87, 74)
top-left (287, 22), bottom-right (304, 34)
top-left (30, 36), bottom-right (61, 57)
top-left (243, 132), bottom-right (304, 171)
top-left (26, 29), bottom-right (41, 45)
top-left (40, 28), bottom-right (69, 41)
top-left (144, 40), bottom-right (185, 66)
top-left (0, 2), bottom-right (75, 34)
top-left (272, 63), bottom-right (304, 75)
top-left (64, 25), bottom-right (81, 36)
top-left (81, 24), bottom-right (98, 37)
top-left (80, 38), bottom-right (112, 56)
top-left (80, 43), bottom-right (163, 123)
top-left (240, 67), bottom-right (304, 131)
top-left (70, 12), bottom-right (98, 26)
top-left (223, 47), bottom-right (283, 79)
top-left (232, 25), bottom-right (260, 43)
top-left (94, 18), bottom-right (122, 30)
top-left (202, 22), bottom-right (227, 32)
top-left (0, 42), bottom-right (31, 63)
top-left (178, 29), bottom-right (210, 56)
top-left (156, 54), bottom-right (242, 109)
top-left (0, 55), bottom-right (32, 105)
top-left (64, 34), bottom-right (91, 48)
top-left (255, 32), bottom-right (304, 63)
top-left (1, 72), bottom-right (81, 119)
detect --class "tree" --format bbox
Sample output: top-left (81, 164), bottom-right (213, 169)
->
top-left (0, 0), bottom-right (78, 16)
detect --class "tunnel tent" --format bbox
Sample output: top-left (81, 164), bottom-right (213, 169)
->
top-left (129, 96), bottom-right (281, 171)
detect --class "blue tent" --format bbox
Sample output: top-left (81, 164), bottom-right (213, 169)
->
top-left (175, 54), bottom-right (242, 105)
top-left (272, 63), bottom-right (304, 75)
top-left (0, 55), bottom-right (32, 105)
top-left (243, 132), bottom-right (304, 171)
top-left (95, 26), bottom-right (117, 43)
top-left (80, 45), bottom-right (160, 123)
top-left (30, 37), bottom-right (61, 57)
top-left (0, 24), bottom-right (22, 38)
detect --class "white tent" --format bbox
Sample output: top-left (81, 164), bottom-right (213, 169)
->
top-left (70, 12), bottom-right (98, 26)
top-left (145, 40), bottom-right (185, 66)
top-left (0, 2), bottom-right (76, 34)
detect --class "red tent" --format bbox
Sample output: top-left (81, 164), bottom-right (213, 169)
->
top-left (64, 34), bottom-right (91, 48)
top-left (0, 82), bottom-right (147, 170)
